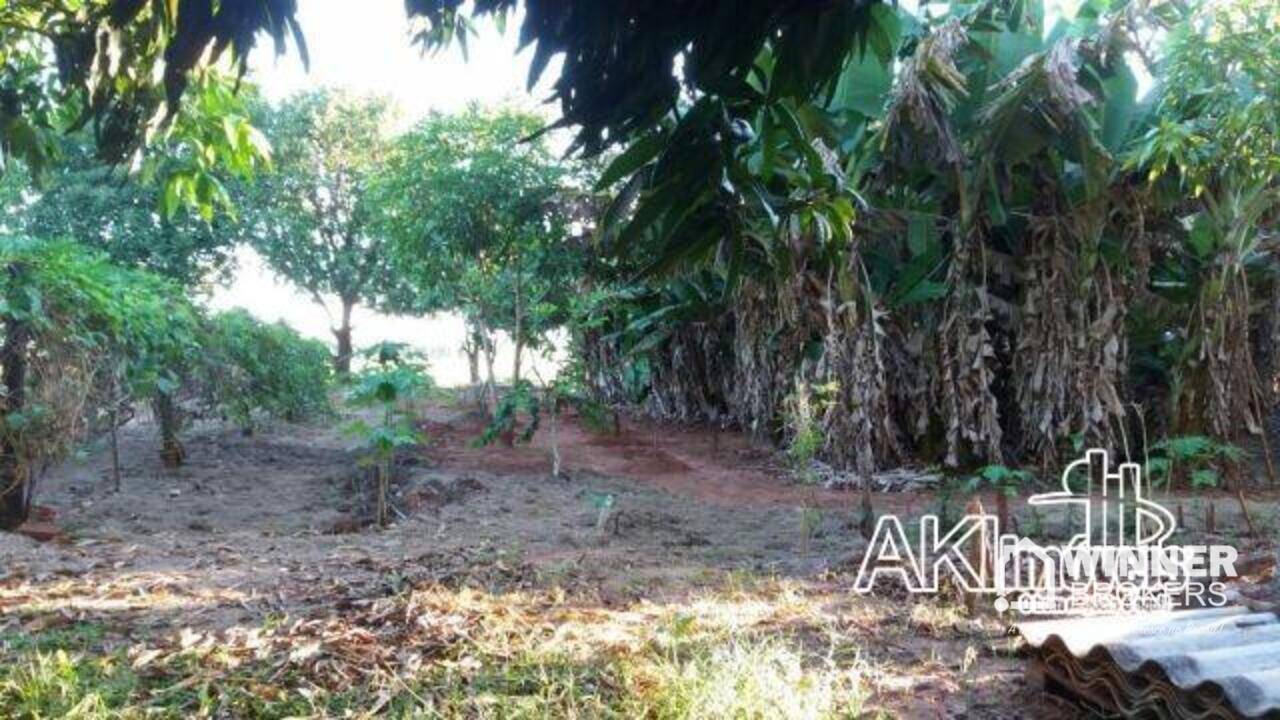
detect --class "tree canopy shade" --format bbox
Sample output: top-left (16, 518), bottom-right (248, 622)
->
top-left (1, 0), bottom-right (883, 177)
top-left (16, 137), bottom-right (241, 286)
top-left (239, 89), bottom-right (400, 374)
top-left (406, 0), bottom-right (887, 155)
top-left (0, 0), bottom-right (304, 168)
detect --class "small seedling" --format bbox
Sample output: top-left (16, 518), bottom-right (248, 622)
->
top-left (344, 342), bottom-right (431, 526)
top-left (589, 491), bottom-right (617, 537)
top-left (783, 380), bottom-right (836, 484)
top-left (476, 380), bottom-right (540, 448)
top-left (966, 464), bottom-right (1033, 535)
top-left (798, 505), bottom-right (824, 554)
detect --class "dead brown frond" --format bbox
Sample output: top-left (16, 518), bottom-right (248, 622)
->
top-left (880, 19), bottom-right (970, 166)
top-left (1014, 212), bottom-right (1128, 469)
top-left (936, 225), bottom-right (1005, 467)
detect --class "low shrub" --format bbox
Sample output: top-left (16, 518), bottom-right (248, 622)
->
top-left (198, 309), bottom-right (332, 432)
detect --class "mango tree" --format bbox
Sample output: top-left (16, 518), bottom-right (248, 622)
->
top-left (239, 89), bottom-right (402, 374)
top-left (376, 106), bottom-right (580, 410)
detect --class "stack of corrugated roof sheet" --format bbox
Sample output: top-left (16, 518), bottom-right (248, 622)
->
top-left (1019, 606), bottom-right (1280, 718)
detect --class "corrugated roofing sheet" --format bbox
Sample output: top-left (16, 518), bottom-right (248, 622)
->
top-left (1019, 606), bottom-right (1280, 718)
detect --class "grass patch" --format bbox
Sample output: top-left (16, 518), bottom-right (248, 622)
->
top-left (0, 579), bottom-right (874, 719)
top-left (417, 631), bottom-right (866, 718)
top-left (627, 635), bottom-right (866, 719)
top-left (0, 647), bottom-right (139, 719)
top-left (2, 622), bottom-right (106, 654)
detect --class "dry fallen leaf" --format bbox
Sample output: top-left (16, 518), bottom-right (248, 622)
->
top-left (289, 640), bottom-right (322, 663)
top-left (131, 647), bottom-right (164, 669)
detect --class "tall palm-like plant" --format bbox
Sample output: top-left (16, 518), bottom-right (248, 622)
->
top-left (581, 0), bottom-right (1280, 487)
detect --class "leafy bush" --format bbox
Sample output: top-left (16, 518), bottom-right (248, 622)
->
top-left (1145, 435), bottom-right (1246, 490)
top-left (783, 380), bottom-right (837, 484)
top-left (0, 237), bottom-right (199, 523)
top-left (198, 309), bottom-right (332, 432)
top-left (966, 464), bottom-right (1035, 535)
top-left (476, 380), bottom-right (541, 447)
top-left (965, 464), bottom-right (1034, 498)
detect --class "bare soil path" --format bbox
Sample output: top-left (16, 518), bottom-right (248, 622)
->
top-left (0, 400), bottom-right (1062, 717)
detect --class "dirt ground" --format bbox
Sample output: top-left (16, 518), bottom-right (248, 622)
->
top-left (6, 399), bottom-right (1276, 717)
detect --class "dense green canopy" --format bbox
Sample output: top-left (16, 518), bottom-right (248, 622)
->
top-left (16, 137), bottom-right (241, 286)
top-left (1, 0), bottom-right (879, 173)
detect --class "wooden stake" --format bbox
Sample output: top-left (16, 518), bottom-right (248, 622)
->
top-left (1236, 489), bottom-right (1258, 538)
top-left (1257, 426), bottom-right (1278, 488)
top-left (110, 415), bottom-right (121, 492)
top-left (109, 366), bottom-right (122, 492)
top-left (1247, 351), bottom-right (1278, 487)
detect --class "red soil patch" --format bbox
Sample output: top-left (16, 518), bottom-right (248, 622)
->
top-left (13, 520), bottom-right (63, 543)
top-left (421, 407), bottom-right (1280, 520)
top-left (420, 407), bottom-right (929, 511)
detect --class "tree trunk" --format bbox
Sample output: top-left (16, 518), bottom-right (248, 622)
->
top-left (511, 257), bottom-right (524, 386)
top-left (332, 299), bottom-right (355, 375)
top-left (377, 404), bottom-right (392, 526)
top-left (0, 301), bottom-right (32, 529)
top-left (467, 350), bottom-right (481, 386)
top-left (109, 411), bottom-right (121, 492)
top-left (512, 335), bottom-right (524, 389)
top-left (376, 464), bottom-right (389, 527)
top-left (463, 321), bottom-right (484, 411)
top-left (549, 395), bottom-right (562, 478)
top-left (109, 365), bottom-right (122, 492)
top-left (155, 392), bottom-right (185, 468)
top-left (483, 337), bottom-right (498, 416)
top-left (858, 475), bottom-right (875, 540)
top-left (996, 490), bottom-right (1010, 538)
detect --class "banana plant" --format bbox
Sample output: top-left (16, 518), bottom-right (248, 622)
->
top-left (577, 0), bottom-right (1280, 482)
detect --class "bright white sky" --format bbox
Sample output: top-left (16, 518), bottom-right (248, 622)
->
top-left (249, 1), bottom-right (559, 118)
top-left (210, 1), bottom-right (563, 385)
